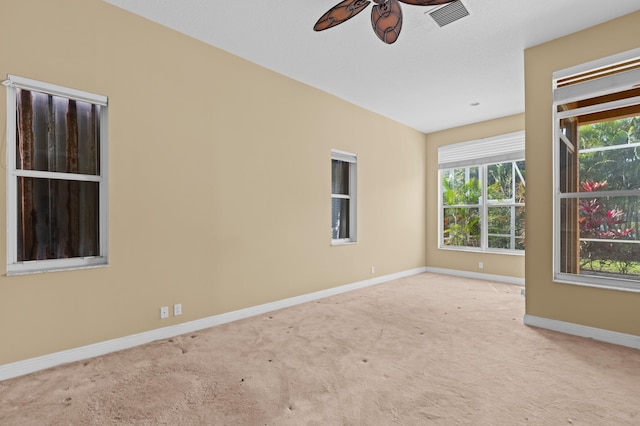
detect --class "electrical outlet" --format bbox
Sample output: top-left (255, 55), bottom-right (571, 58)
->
top-left (478, 261), bottom-right (484, 269)
top-left (160, 306), bottom-right (169, 319)
top-left (371, 266), bottom-right (375, 274)
top-left (174, 303), bottom-right (182, 316)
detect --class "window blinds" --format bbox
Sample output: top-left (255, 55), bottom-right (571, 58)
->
top-left (553, 49), bottom-right (640, 105)
top-left (4, 74), bottom-right (108, 106)
top-left (554, 66), bottom-right (640, 105)
top-left (438, 131), bottom-right (525, 170)
top-left (332, 149), bottom-right (357, 163)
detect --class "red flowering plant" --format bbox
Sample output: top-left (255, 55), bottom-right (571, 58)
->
top-left (579, 180), bottom-right (637, 274)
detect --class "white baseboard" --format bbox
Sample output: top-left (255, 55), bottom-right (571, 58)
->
top-left (424, 266), bottom-right (524, 286)
top-left (524, 314), bottom-right (640, 350)
top-left (0, 267), bottom-right (427, 382)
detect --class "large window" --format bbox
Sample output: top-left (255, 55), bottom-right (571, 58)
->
top-left (4, 75), bottom-right (108, 274)
top-left (331, 150), bottom-right (357, 244)
top-left (554, 50), bottom-right (640, 291)
top-left (439, 132), bottom-right (525, 253)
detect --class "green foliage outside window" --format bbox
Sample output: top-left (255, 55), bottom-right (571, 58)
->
top-left (578, 117), bottom-right (640, 277)
top-left (442, 169), bottom-right (481, 247)
top-left (442, 162), bottom-right (525, 250)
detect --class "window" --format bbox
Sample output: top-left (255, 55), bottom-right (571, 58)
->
top-left (439, 132), bottom-right (525, 253)
top-left (3, 75), bottom-right (108, 274)
top-left (554, 50), bottom-right (640, 291)
top-left (331, 150), bottom-right (357, 244)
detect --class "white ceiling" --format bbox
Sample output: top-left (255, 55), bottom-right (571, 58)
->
top-left (103, 0), bottom-right (640, 134)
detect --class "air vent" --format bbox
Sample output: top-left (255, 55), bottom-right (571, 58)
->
top-left (429, 1), bottom-right (469, 27)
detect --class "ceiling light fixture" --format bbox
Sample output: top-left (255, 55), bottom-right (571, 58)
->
top-left (314, 0), bottom-right (458, 45)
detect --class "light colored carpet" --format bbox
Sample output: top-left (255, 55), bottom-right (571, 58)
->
top-left (1, 273), bottom-right (639, 425)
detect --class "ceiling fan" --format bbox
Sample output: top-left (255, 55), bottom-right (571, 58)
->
top-left (314, 0), bottom-right (457, 44)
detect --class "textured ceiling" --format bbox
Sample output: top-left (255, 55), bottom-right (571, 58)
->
top-left (104, 0), bottom-right (640, 133)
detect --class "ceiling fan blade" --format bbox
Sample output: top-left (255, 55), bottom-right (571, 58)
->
top-left (314, 0), bottom-right (372, 31)
top-left (397, 0), bottom-right (456, 5)
top-left (371, 0), bottom-right (403, 44)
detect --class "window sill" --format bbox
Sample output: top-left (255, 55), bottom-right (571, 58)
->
top-left (7, 258), bottom-right (108, 276)
top-left (554, 273), bottom-right (640, 294)
top-left (438, 246), bottom-right (524, 256)
top-left (331, 240), bottom-right (357, 246)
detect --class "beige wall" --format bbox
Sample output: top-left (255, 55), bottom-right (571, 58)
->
top-left (0, 0), bottom-right (428, 365)
top-left (525, 11), bottom-right (640, 335)
top-left (425, 114), bottom-right (526, 279)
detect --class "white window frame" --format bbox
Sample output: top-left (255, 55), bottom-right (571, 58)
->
top-left (552, 48), bottom-right (640, 293)
top-left (3, 75), bottom-right (108, 275)
top-left (438, 131), bottom-right (525, 254)
top-left (331, 149), bottom-right (357, 245)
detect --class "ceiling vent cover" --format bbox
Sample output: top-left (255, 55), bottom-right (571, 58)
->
top-left (429, 1), bottom-right (469, 27)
